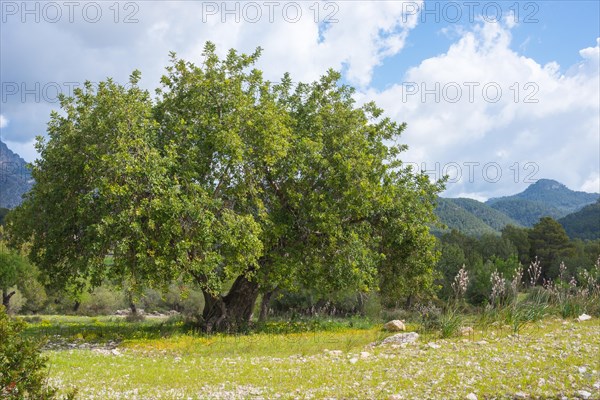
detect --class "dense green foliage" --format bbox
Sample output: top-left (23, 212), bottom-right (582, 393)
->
top-left (0, 306), bottom-right (72, 399)
top-left (487, 198), bottom-right (564, 227)
top-left (528, 217), bottom-right (577, 280)
top-left (436, 217), bottom-right (599, 306)
top-left (0, 243), bottom-right (46, 313)
top-left (7, 43), bottom-right (442, 331)
top-left (501, 224), bottom-right (532, 265)
top-left (559, 200), bottom-right (600, 240)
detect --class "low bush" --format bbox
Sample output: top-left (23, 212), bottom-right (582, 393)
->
top-left (0, 306), bottom-right (76, 399)
top-left (78, 285), bottom-right (126, 316)
top-left (439, 309), bottom-right (463, 338)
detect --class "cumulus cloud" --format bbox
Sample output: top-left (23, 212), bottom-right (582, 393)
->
top-left (581, 174), bottom-right (600, 194)
top-left (1, 1), bottom-right (421, 152)
top-left (363, 20), bottom-right (600, 199)
top-left (136, 1), bottom-right (423, 88)
top-left (0, 114), bottom-right (7, 129)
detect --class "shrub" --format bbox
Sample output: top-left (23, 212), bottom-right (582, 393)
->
top-left (20, 278), bottom-right (48, 314)
top-left (380, 307), bottom-right (411, 323)
top-left (439, 309), bottom-right (463, 338)
top-left (78, 285), bottom-right (126, 316)
top-left (125, 312), bottom-right (146, 322)
top-left (140, 288), bottom-right (164, 312)
top-left (501, 296), bottom-right (549, 335)
top-left (0, 306), bottom-right (75, 399)
top-left (414, 302), bottom-right (443, 332)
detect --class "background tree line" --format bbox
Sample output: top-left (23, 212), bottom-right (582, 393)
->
top-left (436, 217), bottom-right (599, 306)
top-left (3, 212), bottom-right (597, 318)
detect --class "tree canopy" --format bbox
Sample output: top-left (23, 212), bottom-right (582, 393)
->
top-left (7, 43), bottom-right (443, 331)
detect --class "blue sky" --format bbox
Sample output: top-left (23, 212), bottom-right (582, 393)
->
top-left (371, 1), bottom-right (600, 90)
top-left (1, 0), bottom-right (599, 200)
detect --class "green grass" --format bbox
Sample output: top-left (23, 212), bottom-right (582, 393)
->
top-left (21, 314), bottom-right (187, 343)
top-left (29, 316), bottom-right (600, 399)
top-left (22, 315), bottom-right (376, 344)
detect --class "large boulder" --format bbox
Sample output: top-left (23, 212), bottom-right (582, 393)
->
top-left (384, 320), bottom-right (406, 332)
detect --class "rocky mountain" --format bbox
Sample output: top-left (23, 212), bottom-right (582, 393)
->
top-left (0, 140), bottom-right (34, 208)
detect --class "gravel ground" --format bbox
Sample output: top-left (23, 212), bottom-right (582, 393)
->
top-left (45, 318), bottom-right (600, 399)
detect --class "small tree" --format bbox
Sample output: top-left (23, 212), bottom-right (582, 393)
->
top-left (0, 245), bottom-right (35, 311)
top-left (528, 217), bottom-right (576, 280)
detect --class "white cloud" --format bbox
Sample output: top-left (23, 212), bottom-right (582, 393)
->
top-left (149, 1), bottom-right (424, 88)
top-left (454, 192), bottom-right (489, 202)
top-left (0, 115), bottom-right (7, 129)
top-left (18, 1), bottom-right (421, 89)
top-left (363, 20), bottom-right (600, 199)
top-left (581, 174), bottom-right (600, 194)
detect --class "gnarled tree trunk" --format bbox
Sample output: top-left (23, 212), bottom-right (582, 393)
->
top-left (201, 275), bottom-right (260, 333)
top-left (2, 289), bottom-right (16, 310)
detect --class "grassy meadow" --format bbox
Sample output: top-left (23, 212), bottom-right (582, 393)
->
top-left (20, 315), bottom-right (600, 399)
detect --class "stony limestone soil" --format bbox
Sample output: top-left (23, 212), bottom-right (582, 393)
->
top-left (46, 318), bottom-right (600, 399)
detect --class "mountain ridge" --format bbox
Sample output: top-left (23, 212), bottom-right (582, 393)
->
top-left (486, 179), bottom-right (599, 214)
top-left (436, 179), bottom-right (599, 236)
top-left (484, 178), bottom-right (599, 227)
